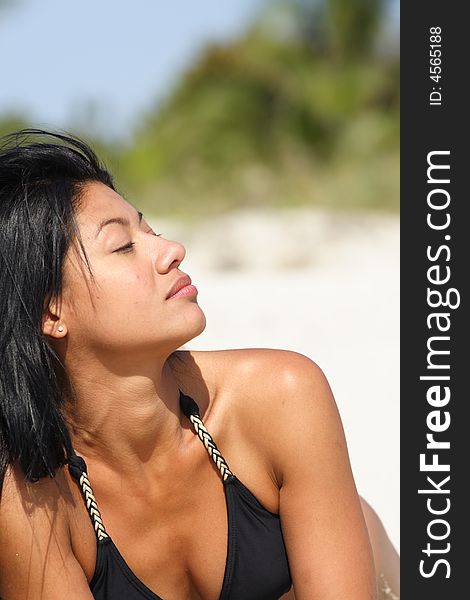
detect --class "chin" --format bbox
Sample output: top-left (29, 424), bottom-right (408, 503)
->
top-left (191, 305), bottom-right (207, 337)
top-left (179, 303), bottom-right (207, 345)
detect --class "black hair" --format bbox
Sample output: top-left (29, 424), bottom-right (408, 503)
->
top-left (0, 129), bottom-right (115, 496)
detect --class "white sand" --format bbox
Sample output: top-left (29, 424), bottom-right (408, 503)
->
top-left (151, 208), bottom-right (400, 551)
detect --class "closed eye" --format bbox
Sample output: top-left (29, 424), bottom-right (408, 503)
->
top-left (114, 242), bottom-right (135, 253)
top-left (114, 232), bottom-right (163, 253)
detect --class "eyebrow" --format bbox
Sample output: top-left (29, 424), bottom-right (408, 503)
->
top-left (94, 210), bottom-right (143, 239)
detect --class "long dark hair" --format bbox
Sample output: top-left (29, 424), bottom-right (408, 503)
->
top-left (0, 129), bottom-right (115, 496)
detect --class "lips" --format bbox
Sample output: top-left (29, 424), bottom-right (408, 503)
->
top-left (166, 274), bottom-right (192, 299)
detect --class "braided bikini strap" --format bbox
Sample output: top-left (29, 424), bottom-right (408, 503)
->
top-left (179, 391), bottom-right (233, 481)
top-left (68, 454), bottom-right (109, 541)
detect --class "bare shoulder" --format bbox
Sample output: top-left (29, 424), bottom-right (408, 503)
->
top-left (0, 464), bottom-right (93, 599)
top-left (170, 348), bottom-right (332, 478)
top-left (171, 346), bottom-right (325, 393)
top-left (215, 349), bottom-right (337, 480)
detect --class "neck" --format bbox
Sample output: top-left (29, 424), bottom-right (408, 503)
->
top-left (62, 353), bottom-right (190, 475)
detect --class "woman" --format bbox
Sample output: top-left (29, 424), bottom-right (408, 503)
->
top-left (0, 130), bottom-right (395, 599)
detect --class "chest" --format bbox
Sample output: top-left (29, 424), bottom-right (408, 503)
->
top-left (71, 460), bottom-right (231, 600)
top-left (77, 478), bottom-right (292, 600)
top-left (113, 469), bottom-right (232, 599)
top-left (67, 401), bottom-right (285, 599)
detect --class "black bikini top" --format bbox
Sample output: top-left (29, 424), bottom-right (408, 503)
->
top-left (68, 390), bottom-right (292, 599)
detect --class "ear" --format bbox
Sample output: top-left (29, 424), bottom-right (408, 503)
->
top-left (42, 297), bottom-right (67, 339)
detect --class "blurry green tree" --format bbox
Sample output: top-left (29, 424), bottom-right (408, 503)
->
top-left (111, 0), bottom-right (398, 216)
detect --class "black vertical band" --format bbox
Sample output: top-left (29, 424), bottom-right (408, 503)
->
top-left (401, 3), bottom-right (467, 597)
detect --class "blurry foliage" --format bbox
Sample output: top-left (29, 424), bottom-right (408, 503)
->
top-left (1, 0), bottom-right (399, 217)
top-left (0, 114), bottom-right (30, 139)
top-left (327, 0), bottom-right (386, 59)
top-left (112, 0), bottom-right (398, 217)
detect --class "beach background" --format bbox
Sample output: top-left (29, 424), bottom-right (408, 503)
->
top-left (1, 0), bottom-right (400, 551)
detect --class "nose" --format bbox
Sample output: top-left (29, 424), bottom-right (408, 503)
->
top-left (155, 237), bottom-right (186, 273)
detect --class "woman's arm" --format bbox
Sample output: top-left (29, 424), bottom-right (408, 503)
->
top-left (280, 496), bottom-right (401, 600)
top-left (0, 465), bottom-right (94, 600)
top-left (254, 350), bottom-right (377, 600)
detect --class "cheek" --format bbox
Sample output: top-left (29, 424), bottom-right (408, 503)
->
top-left (100, 268), bottom-right (153, 304)
top-left (66, 265), bottom-right (154, 322)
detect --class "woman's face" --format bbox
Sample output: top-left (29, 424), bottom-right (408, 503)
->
top-left (53, 181), bottom-right (206, 360)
